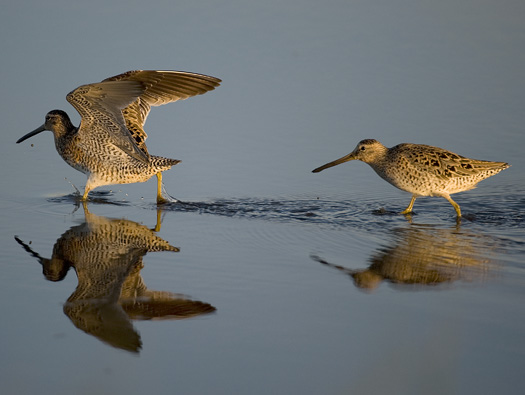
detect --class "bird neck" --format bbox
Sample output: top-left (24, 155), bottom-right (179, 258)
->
top-left (53, 123), bottom-right (78, 140)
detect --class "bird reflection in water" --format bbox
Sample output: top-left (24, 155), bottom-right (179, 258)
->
top-left (312, 226), bottom-right (494, 292)
top-left (14, 204), bottom-right (215, 353)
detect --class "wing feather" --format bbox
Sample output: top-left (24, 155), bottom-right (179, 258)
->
top-left (396, 144), bottom-right (509, 180)
top-left (66, 81), bottom-right (149, 163)
top-left (102, 70), bottom-right (221, 154)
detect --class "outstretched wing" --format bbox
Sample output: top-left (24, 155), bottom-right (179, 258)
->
top-left (102, 70), bottom-right (222, 155)
top-left (66, 80), bottom-right (150, 163)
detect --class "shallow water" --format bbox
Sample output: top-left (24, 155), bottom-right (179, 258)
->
top-left (2, 186), bottom-right (524, 394)
top-left (2, 1), bottom-right (525, 394)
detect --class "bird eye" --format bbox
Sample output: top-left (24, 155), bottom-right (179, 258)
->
top-left (360, 146), bottom-right (366, 151)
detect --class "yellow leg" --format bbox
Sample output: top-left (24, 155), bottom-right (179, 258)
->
top-left (81, 187), bottom-right (90, 201)
top-left (400, 195), bottom-right (416, 215)
top-left (443, 194), bottom-right (461, 217)
top-left (81, 201), bottom-right (95, 221)
top-left (156, 172), bottom-right (168, 204)
top-left (154, 207), bottom-right (162, 232)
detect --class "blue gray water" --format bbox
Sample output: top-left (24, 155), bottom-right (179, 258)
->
top-left (1, 1), bottom-right (525, 394)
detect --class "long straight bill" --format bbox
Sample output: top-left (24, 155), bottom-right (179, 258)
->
top-left (312, 153), bottom-right (356, 173)
top-left (16, 124), bottom-right (46, 144)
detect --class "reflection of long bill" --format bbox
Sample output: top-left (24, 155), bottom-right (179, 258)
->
top-left (312, 224), bottom-right (494, 292)
top-left (312, 152), bottom-right (356, 173)
top-left (14, 204), bottom-right (216, 353)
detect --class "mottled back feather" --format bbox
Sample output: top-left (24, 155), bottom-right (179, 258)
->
top-left (394, 144), bottom-right (509, 180)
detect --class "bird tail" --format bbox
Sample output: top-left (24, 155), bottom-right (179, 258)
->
top-left (151, 156), bottom-right (181, 170)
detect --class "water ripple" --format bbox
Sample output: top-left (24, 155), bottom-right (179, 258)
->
top-left (151, 197), bottom-right (402, 229)
top-left (38, 190), bottom-right (525, 235)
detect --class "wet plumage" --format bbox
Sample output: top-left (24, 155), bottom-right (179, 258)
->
top-left (312, 139), bottom-right (510, 217)
top-left (17, 70), bottom-right (221, 202)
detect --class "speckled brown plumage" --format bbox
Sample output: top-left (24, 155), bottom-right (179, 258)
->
top-left (17, 70), bottom-right (221, 202)
top-left (312, 139), bottom-right (510, 217)
top-left (14, 205), bottom-right (216, 352)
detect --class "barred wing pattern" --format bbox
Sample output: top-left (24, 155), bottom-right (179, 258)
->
top-left (102, 70), bottom-right (222, 155)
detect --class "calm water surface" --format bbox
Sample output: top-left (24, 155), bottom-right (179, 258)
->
top-left (1, 1), bottom-right (525, 394)
top-left (1, 185), bottom-right (524, 394)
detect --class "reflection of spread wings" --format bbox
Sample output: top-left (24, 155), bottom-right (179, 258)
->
top-left (66, 70), bottom-right (222, 161)
top-left (15, 206), bottom-right (217, 353)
